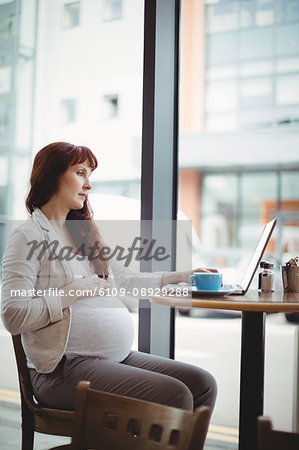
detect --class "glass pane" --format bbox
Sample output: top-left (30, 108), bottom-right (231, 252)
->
top-left (206, 65), bottom-right (237, 81)
top-left (275, 105), bottom-right (299, 126)
top-left (103, 0), bottom-right (123, 22)
top-left (239, 172), bottom-right (278, 248)
top-left (0, 0), bottom-right (16, 38)
top-left (239, 108), bottom-right (274, 129)
top-left (241, 0), bottom-right (255, 28)
top-left (256, 0), bottom-right (275, 27)
top-left (277, 0), bottom-right (299, 24)
top-left (206, 112), bottom-right (238, 132)
top-left (206, 33), bottom-right (238, 64)
top-left (240, 61), bottom-right (274, 77)
top-left (15, 53), bottom-right (35, 149)
top-left (276, 75), bottom-right (299, 105)
top-left (206, 80), bottom-right (238, 113)
top-left (240, 77), bottom-right (273, 107)
top-left (19, 0), bottom-right (37, 47)
top-left (276, 24), bottom-right (299, 56)
top-left (206, 2), bottom-right (239, 33)
top-left (0, 92), bottom-right (10, 138)
top-left (240, 28), bottom-right (273, 60)
top-left (201, 174), bottom-right (238, 248)
top-left (280, 171), bottom-right (299, 256)
top-left (241, 0), bottom-right (275, 28)
top-left (61, 99), bottom-right (77, 123)
top-left (241, 172), bottom-right (277, 219)
top-left (10, 154), bottom-right (31, 218)
top-left (63, 2), bottom-right (80, 29)
top-left (102, 94), bottom-right (119, 119)
top-left (276, 57), bottom-right (299, 73)
top-left (0, 155), bottom-right (8, 187)
top-left (281, 171), bottom-right (299, 200)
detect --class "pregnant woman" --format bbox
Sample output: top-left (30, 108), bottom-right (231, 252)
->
top-left (1, 142), bottom-right (217, 413)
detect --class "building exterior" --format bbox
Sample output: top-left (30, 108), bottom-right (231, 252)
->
top-left (179, 0), bottom-right (299, 258)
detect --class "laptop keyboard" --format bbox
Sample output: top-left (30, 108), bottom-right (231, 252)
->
top-left (223, 283), bottom-right (243, 291)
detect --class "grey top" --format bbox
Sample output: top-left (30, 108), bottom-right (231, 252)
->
top-left (1, 208), bottom-right (162, 373)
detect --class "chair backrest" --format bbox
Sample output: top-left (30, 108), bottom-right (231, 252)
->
top-left (71, 381), bottom-right (211, 450)
top-left (12, 334), bottom-right (36, 411)
top-left (257, 416), bottom-right (299, 450)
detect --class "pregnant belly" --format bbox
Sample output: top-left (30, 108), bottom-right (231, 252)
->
top-left (66, 296), bottom-right (135, 362)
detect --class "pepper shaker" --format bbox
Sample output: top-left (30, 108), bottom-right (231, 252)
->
top-left (258, 261), bottom-right (275, 292)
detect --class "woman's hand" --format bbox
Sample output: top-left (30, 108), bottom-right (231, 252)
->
top-left (191, 267), bottom-right (219, 274)
top-left (60, 274), bottom-right (110, 309)
top-left (181, 267), bottom-right (219, 283)
top-left (161, 267), bottom-right (218, 286)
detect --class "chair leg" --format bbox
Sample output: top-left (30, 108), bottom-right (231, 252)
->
top-left (21, 400), bottom-right (34, 450)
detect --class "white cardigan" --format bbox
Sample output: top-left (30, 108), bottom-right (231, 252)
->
top-left (1, 208), bottom-right (162, 373)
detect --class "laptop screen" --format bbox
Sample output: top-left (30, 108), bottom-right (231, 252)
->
top-left (241, 218), bottom-right (277, 291)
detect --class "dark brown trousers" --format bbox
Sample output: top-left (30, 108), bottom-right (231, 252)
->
top-left (30, 351), bottom-right (217, 412)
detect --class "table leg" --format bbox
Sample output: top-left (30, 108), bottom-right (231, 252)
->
top-left (239, 311), bottom-right (265, 450)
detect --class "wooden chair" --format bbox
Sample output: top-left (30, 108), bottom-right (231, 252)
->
top-left (51, 380), bottom-right (211, 450)
top-left (257, 416), bottom-right (299, 450)
top-left (12, 334), bottom-right (73, 450)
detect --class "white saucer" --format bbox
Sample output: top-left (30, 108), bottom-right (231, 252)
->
top-left (192, 287), bottom-right (236, 298)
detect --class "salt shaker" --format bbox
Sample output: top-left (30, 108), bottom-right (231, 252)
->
top-left (258, 261), bottom-right (275, 292)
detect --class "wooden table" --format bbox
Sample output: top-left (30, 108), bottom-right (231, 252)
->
top-left (151, 290), bottom-right (299, 450)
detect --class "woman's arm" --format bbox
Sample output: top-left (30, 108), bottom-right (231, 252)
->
top-left (161, 267), bottom-right (218, 286)
top-left (109, 256), bottom-right (217, 298)
top-left (1, 227), bottom-right (64, 335)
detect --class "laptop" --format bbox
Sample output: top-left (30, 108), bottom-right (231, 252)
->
top-left (220, 218), bottom-right (277, 295)
top-left (166, 218), bottom-right (277, 297)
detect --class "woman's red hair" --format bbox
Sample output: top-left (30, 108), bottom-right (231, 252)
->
top-left (26, 142), bottom-right (109, 277)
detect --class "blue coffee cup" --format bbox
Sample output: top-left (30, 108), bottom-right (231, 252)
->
top-left (188, 272), bottom-right (222, 291)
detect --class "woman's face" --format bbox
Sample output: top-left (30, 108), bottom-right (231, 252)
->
top-left (56, 161), bottom-right (92, 210)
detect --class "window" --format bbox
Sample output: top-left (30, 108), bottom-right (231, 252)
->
top-left (206, 65), bottom-right (237, 81)
top-left (241, 0), bottom-right (275, 28)
top-left (276, 24), bottom-right (299, 56)
top-left (255, 0), bottom-right (275, 27)
top-left (240, 77), bottom-right (273, 108)
top-left (0, 94), bottom-right (9, 135)
top-left (102, 94), bottom-right (119, 119)
top-left (102, 0), bottom-right (123, 22)
top-left (61, 99), bottom-right (76, 123)
top-left (206, 80), bottom-right (238, 113)
top-left (241, 0), bottom-right (255, 28)
top-left (239, 108), bottom-right (274, 129)
top-left (281, 171), bottom-right (299, 253)
top-left (240, 61), bottom-right (273, 77)
top-left (240, 28), bottom-right (273, 60)
top-left (0, 2), bottom-right (15, 38)
top-left (201, 174), bottom-right (238, 248)
top-left (207, 32), bottom-right (238, 64)
top-left (282, 171), bottom-right (299, 200)
top-left (277, 0), bottom-right (299, 24)
top-left (206, 112), bottom-right (238, 132)
top-left (276, 75), bottom-right (299, 105)
top-left (276, 57), bottom-right (299, 74)
top-left (63, 1), bottom-right (80, 29)
top-left (206, 1), bottom-right (239, 34)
